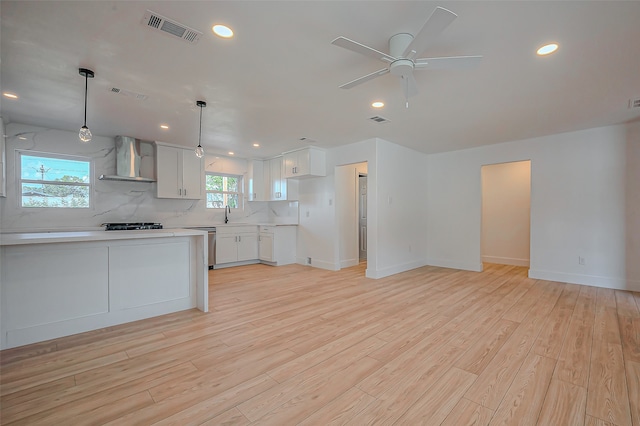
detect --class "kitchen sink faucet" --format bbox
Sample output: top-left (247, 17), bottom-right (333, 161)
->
top-left (224, 205), bottom-right (230, 223)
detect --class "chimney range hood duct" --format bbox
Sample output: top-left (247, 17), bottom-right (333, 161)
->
top-left (99, 136), bottom-right (156, 182)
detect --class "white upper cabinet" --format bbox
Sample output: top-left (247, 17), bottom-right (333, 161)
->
top-left (247, 159), bottom-right (266, 201)
top-left (269, 156), bottom-right (286, 200)
top-left (282, 147), bottom-right (326, 179)
top-left (155, 142), bottom-right (203, 199)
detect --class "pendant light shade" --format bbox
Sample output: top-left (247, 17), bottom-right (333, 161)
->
top-left (195, 100), bottom-right (206, 158)
top-left (78, 68), bottom-right (94, 143)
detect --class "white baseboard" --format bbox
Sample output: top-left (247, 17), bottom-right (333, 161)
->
top-left (340, 258), bottom-right (359, 269)
top-left (528, 269), bottom-right (640, 292)
top-left (426, 257), bottom-right (483, 272)
top-left (296, 257), bottom-right (340, 271)
top-left (482, 255), bottom-right (530, 267)
top-left (366, 260), bottom-right (427, 279)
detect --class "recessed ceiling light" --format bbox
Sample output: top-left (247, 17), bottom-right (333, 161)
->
top-left (372, 101), bottom-right (384, 108)
top-left (160, 124), bottom-right (169, 130)
top-left (252, 143), bottom-right (260, 147)
top-left (213, 24), bottom-right (233, 38)
top-left (18, 136), bottom-right (27, 140)
top-left (537, 43), bottom-right (559, 56)
top-left (228, 151), bottom-right (234, 155)
top-left (3, 92), bottom-right (18, 99)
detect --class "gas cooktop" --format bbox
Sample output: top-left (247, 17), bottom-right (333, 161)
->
top-left (103, 223), bottom-right (163, 231)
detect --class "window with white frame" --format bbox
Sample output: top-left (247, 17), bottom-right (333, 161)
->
top-left (19, 151), bottom-right (92, 208)
top-left (205, 173), bottom-right (242, 209)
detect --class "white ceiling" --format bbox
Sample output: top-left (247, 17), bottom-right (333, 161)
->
top-left (2, 1), bottom-right (639, 159)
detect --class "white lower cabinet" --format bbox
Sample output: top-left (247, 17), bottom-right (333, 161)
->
top-left (258, 225), bottom-right (296, 265)
top-left (215, 226), bottom-right (259, 267)
top-left (258, 233), bottom-right (274, 262)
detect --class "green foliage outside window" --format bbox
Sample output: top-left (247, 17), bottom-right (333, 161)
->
top-left (206, 174), bottom-right (241, 209)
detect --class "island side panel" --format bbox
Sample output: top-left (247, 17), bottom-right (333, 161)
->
top-left (0, 233), bottom-right (205, 350)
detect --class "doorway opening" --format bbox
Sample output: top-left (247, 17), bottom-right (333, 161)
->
top-left (359, 173), bottom-right (367, 263)
top-left (481, 160), bottom-right (531, 268)
top-left (336, 161), bottom-right (368, 273)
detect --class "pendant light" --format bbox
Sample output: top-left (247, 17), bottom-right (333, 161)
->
top-left (78, 68), bottom-right (95, 142)
top-left (195, 100), bottom-right (206, 158)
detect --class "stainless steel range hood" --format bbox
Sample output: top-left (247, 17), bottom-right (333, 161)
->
top-left (99, 136), bottom-right (156, 182)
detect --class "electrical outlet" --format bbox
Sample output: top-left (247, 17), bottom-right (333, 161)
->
top-left (578, 256), bottom-right (586, 265)
top-left (305, 211), bottom-right (310, 218)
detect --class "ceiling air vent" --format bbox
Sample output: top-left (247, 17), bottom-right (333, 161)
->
top-left (141, 10), bottom-right (202, 44)
top-left (369, 115), bottom-right (390, 123)
top-left (630, 98), bottom-right (640, 109)
top-left (108, 87), bottom-right (148, 101)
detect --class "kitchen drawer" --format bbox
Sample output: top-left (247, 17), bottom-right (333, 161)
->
top-left (260, 225), bottom-right (275, 233)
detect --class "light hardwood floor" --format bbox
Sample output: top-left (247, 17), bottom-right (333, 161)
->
top-left (1, 263), bottom-right (639, 425)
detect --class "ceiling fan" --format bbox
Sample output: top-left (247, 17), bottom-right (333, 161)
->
top-left (331, 6), bottom-right (482, 105)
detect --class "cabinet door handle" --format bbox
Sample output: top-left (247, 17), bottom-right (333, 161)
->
top-left (238, 236), bottom-right (241, 242)
top-left (184, 189), bottom-right (187, 196)
top-left (179, 188), bottom-right (182, 196)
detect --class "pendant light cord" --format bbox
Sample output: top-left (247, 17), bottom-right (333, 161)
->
top-left (198, 104), bottom-right (203, 146)
top-left (83, 73), bottom-right (88, 126)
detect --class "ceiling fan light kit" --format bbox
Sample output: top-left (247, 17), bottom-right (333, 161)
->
top-left (331, 6), bottom-right (482, 105)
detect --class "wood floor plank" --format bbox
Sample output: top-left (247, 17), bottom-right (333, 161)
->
top-left (246, 357), bottom-right (381, 425)
top-left (463, 314), bottom-right (548, 410)
top-left (394, 367), bottom-right (477, 424)
top-left (625, 361), bottom-right (640, 426)
top-left (537, 378), bottom-right (587, 426)
top-left (455, 319), bottom-right (518, 375)
top-left (350, 344), bottom-right (466, 425)
top-left (441, 398), bottom-right (494, 426)
top-left (616, 291), bottom-right (640, 318)
top-left (619, 315), bottom-right (640, 363)
top-left (586, 340), bottom-right (632, 426)
top-left (1, 362), bottom-right (198, 424)
top-left (237, 337), bottom-right (384, 422)
top-left (488, 353), bottom-right (556, 426)
top-left (532, 284), bottom-right (581, 359)
top-left (198, 407), bottom-right (250, 426)
top-left (554, 286), bottom-right (597, 388)
top-left (296, 386), bottom-right (376, 426)
top-left (585, 415), bottom-right (617, 425)
top-left (1, 263), bottom-right (637, 425)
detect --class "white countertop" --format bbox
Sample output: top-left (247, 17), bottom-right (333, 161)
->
top-left (0, 228), bottom-right (208, 246)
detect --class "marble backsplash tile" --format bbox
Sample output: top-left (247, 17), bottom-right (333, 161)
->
top-left (0, 123), bottom-right (298, 232)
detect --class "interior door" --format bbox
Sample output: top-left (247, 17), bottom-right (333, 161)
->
top-left (359, 174), bottom-right (367, 260)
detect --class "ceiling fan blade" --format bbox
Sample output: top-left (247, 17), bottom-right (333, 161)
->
top-left (339, 68), bottom-right (390, 89)
top-left (332, 36), bottom-right (396, 63)
top-left (402, 7), bottom-right (457, 59)
top-left (400, 74), bottom-right (419, 99)
top-left (414, 55), bottom-right (483, 70)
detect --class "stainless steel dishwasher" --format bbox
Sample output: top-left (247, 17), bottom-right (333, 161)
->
top-left (207, 228), bottom-right (216, 269)
top-left (188, 227), bottom-right (216, 269)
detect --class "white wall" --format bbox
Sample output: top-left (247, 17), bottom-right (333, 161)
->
top-left (626, 120), bottom-right (640, 285)
top-left (427, 124), bottom-right (640, 291)
top-left (296, 138), bottom-right (429, 279)
top-left (481, 161), bottom-right (531, 266)
top-left (0, 123), bottom-right (300, 232)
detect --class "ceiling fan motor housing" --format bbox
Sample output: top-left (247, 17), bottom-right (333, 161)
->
top-left (390, 59), bottom-right (414, 77)
top-left (389, 33), bottom-right (415, 77)
top-left (389, 33), bottom-right (414, 58)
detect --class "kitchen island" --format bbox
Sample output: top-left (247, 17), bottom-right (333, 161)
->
top-left (0, 229), bottom-right (208, 349)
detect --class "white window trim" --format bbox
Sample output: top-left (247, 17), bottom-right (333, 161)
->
top-left (205, 172), bottom-right (243, 209)
top-left (17, 150), bottom-right (93, 209)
